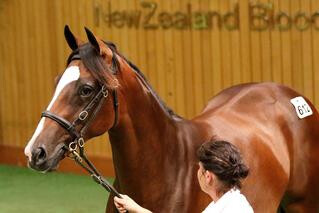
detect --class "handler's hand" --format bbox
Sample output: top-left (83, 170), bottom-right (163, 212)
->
top-left (114, 194), bottom-right (152, 213)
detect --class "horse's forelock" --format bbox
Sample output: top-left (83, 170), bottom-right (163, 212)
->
top-left (67, 43), bottom-right (118, 90)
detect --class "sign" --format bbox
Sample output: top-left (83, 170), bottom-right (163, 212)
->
top-left (93, 1), bottom-right (319, 31)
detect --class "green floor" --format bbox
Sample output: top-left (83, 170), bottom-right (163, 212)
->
top-left (0, 164), bottom-right (113, 213)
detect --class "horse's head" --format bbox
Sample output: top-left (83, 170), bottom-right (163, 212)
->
top-left (24, 26), bottom-right (119, 172)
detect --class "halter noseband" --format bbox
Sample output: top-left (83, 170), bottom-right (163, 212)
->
top-left (40, 53), bottom-right (121, 197)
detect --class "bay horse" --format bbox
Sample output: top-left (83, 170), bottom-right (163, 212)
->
top-left (24, 26), bottom-right (319, 213)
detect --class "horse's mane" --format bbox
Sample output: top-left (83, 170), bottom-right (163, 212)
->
top-left (66, 41), bottom-right (180, 119)
top-left (106, 42), bottom-right (181, 119)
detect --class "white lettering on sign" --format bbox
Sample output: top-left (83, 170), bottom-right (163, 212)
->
top-left (290, 96), bottom-right (313, 119)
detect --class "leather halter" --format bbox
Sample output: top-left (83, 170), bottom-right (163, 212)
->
top-left (41, 53), bottom-right (121, 197)
top-left (41, 84), bottom-right (119, 140)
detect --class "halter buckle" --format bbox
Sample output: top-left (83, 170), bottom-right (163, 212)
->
top-left (69, 141), bottom-right (77, 151)
top-left (78, 137), bottom-right (85, 147)
top-left (102, 85), bottom-right (108, 98)
top-left (79, 111), bottom-right (88, 120)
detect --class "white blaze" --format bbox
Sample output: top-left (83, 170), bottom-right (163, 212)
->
top-left (24, 66), bottom-right (80, 160)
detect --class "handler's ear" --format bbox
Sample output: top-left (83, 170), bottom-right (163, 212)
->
top-left (64, 25), bottom-right (84, 51)
top-left (205, 171), bottom-right (214, 185)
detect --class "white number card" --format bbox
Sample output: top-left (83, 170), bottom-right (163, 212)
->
top-left (290, 96), bottom-right (313, 119)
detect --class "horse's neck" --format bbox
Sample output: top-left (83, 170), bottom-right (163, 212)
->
top-left (109, 70), bottom-right (180, 166)
top-left (108, 64), bottom-right (200, 197)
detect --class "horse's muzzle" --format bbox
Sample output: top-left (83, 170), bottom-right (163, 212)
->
top-left (28, 144), bottom-right (66, 172)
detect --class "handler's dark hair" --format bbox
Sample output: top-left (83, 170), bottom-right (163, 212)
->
top-left (197, 140), bottom-right (249, 193)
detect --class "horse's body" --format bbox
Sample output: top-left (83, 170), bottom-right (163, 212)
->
top-left (24, 27), bottom-right (319, 212)
top-left (106, 66), bottom-right (319, 213)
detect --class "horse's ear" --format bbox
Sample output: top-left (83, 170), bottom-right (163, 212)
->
top-left (84, 27), bottom-right (100, 53)
top-left (84, 27), bottom-right (110, 58)
top-left (64, 25), bottom-right (82, 51)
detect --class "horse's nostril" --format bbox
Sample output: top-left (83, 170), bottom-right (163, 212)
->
top-left (32, 147), bottom-right (47, 165)
top-left (38, 147), bottom-right (46, 160)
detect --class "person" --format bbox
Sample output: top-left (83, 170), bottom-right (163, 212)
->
top-left (114, 140), bottom-right (254, 213)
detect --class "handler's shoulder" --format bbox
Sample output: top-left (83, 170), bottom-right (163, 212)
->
top-left (223, 189), bottom-right (254, 213)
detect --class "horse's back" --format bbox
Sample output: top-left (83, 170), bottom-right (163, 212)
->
top-left (194, 82), bottom-right (319, 212)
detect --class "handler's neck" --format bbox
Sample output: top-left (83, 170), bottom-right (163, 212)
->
top-left (207, 189), bottom-right (225, 203)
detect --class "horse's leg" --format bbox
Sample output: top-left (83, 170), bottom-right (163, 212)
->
top-left (285, 201), bottom-right (318, 213)
top-left (283, 178), bottom-right (319, 213)
top-left (105, 194), bottom-right (116, 213)
top-left (284, 180), bottom-right (319, 213)
top-left (284, 140), bottom-right (319, 213)
top-left (105, 179), bottom-right (119, 213)
top-left (278, 204), bottom-right (286, 213)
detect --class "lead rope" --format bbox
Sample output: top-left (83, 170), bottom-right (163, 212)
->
top-left (65, 140), bottom-right (121, 197)
top-left (65, 140), bottom-right (127, 213)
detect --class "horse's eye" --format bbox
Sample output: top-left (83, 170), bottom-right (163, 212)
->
top-left (80, 85), bottom-right (94, 97)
